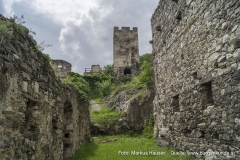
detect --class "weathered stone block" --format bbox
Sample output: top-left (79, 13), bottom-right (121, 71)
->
top-left (22, 81), bottom-right (28, 92)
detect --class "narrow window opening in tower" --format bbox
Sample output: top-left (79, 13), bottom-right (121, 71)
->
top-left (65, 133), bottom-right (70, 138)
top-left (181, 54), bottom-right (184, 59)
top-left (176, 11), bottom-right (182, 21)
top-left (171, 94), bottom-right (180, 112)
top-left (124, 68), bottom-right (131, 75)
top-left (201, 81), bottom-right (213, 110)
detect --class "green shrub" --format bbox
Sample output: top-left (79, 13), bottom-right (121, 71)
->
top-left (64, 72), bottom-right (90, 104)
top-left (142, 115), bottom-right (154, 139)
top-left (43, 54), bottom-right (52, 71)
top-left (140, 53), bottom-right (152, 66)
top-left (138, 61), bottom-right (154, 88)
top-left (82, 73), bottom-right (113, 97)
top-left (0, 20), bottom-right (13, 43)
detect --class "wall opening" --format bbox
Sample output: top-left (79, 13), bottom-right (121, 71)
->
top-left (183, 129), bottom-right (191, 137)
top-left (156, 26), bottom-right (161, 31)
top-left (124, 68), bottom-right (131, 75)
top-left (65, 134), bottom-right (70, 138)
top-left (172, 0), bottom-right (178, 3)
top-left (52, 118), bottom-right (58, 144)
top-left (212, 133), bottom-right (219, 139)
top-left (1, 66), bottom-right (8, 74)
top-left (63, 101), bottom-right (73, 159)
top-left (200, 131), bottom-right (205, 138)
top-left (176, 11), bottom-right (182, 21)
top-left (181, 54), bottom-right (184, 60)
top-left (193, 72), bottom-right (197, 79)
top-left (171, 94), bottom-right (180, 112)
top-left (21, 99), bottom-right (39, 142)
top-left (201, 81), bottom-right (213, 110)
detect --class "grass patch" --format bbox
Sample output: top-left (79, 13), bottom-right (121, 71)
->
top-left (72, 135), bottom-right (196, 160)
top-left (90, 109), bottom-right (122, 125)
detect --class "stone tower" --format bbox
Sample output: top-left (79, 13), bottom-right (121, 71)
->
top-left (113, 27), bottom-right (140, 79)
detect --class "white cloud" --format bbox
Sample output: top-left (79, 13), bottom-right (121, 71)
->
top-left (27, 0), bottom-right (100, 23)
top-left (0, 0), bottom-right (159, 74)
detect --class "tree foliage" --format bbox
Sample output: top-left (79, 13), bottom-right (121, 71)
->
top-left (139, 53), bottom-right (152, 67)
top-left (81, 72), bottom-right (113, 98)
top-left (103, 64), bottom-right (115, 76)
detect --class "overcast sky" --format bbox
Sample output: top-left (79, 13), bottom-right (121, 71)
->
top-left (0, 0), bottom-right (159, 74)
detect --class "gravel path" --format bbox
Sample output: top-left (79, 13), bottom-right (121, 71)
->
top-left (90, 100), bottom-right (101, 111)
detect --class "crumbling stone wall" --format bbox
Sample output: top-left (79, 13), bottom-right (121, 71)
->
top-left (51, 59), bottom-right (72, 81)
top-left (151, 0), bottom-right (240, 159)
top-left (90, 65), bottom-right (102, 73)
top-left (84, 65), bottom-right (102, 74)
top-left (113, 27), bottom-right (140, 79)
top-left (0, 15), bottom-right (90, 160)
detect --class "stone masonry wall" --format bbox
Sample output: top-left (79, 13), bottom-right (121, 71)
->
top-left (151, 0), bottom-right (240, 159)
top-left (0, 15), bottom-right (90, 160)
top-left (113, 27), bottom-right (140, 79)
top-left (51, 59), bottom-right (72, 81)
top-left (90, 65), bottom-right (102, 73)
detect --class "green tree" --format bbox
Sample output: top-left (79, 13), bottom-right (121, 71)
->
top-left (138, 60), bottom-right (153, 88)
top-left (139, 53), bottom-right (152, 66)
top-left (81, 72), bottom-right (112, 97)
top-left (103, 64), bottom-right (115, 76)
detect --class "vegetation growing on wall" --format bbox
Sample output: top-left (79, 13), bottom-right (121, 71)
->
top-left (64, 72), bottom-right (90, 103)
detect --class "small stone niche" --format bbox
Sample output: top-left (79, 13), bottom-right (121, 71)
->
top-left (65, 133), bottom-right (70, 138)
top-left (211, 133), bottom-right (219, 139)
top-left (183, 129), bottom-right (191, 137)
top-left (176, 11), bottom-right (182, 21)
top-left (201, 81), bottom-right (214, 110)
top-left (171, 94), bottom-right (180, 112)
top-left (192, 72), bottom-right (197, 79)
top-left (156, 26), bottom-right (161, 31)
top-left (21, 99), bottom-right (39, 139)
top-left (172, 0), bottom-right (178, 3)
top-left (1, 66), bottom-right (8, 74)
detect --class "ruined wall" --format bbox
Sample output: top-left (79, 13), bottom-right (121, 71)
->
top-left (90, 65), bottom-right (102, 73)
top-left (113, 27), bottom-right (140, 79)
top-left (151, 0), bottom-right (240, 159)
top-left (0, 16), bottom-right (90, 160)
top-left (51, 59), bottom-right (72, 81)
